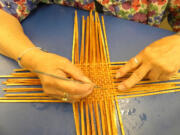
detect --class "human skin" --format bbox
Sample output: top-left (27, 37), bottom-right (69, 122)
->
top-left (1, 8), bottom-right (180, 97)
top-left (116, 34), bottom-right (180, 90)
top-left (0, 9), bottom-right (94, 102)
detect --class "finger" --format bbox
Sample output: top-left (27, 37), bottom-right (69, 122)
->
top-left (40, 72), bottom-right (94, 96)
top-left (43, 87), bottom-right (84, 102)
top-left (116, 55), bottom-right (142, 78)
top-left (118, 64), bottom-right (150, 90)
top-left (53, 78), bottom-right (94, 96)
top-left (61, 62), bottom-right (92, 83)
top-left (147, 69), bottom-right (161, 81)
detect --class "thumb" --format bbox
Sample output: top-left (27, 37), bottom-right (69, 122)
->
top-left (62, 62), bottom-right (92, 84)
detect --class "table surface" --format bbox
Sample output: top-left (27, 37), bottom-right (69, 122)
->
top-left (0, 4), bottom-right (179, 135)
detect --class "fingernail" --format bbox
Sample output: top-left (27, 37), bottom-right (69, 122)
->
top-left (116, 72), bottom-right (121, 78)
top-left (118, 84), bottom-right (126, 90)
top-left (84, 84), bottom-right (94, 95)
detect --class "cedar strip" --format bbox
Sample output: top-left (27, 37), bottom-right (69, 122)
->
top-left (2, 82), bottom-right (41, 86)
top-left (85, 101), bottom-right (91, 135)
top-left (101, 16), bottom-right (110, 62)
top-left (110, 61), bottom-right (127, 64)
top-left (0, 97), bottom-right (54, 100)
top-left (98, 22), bottom-right (105, 63)
top-left (13, 69), bottom-right (29, 72)
top-left (0, 75), bottom-right (16, 78)
top-left (118, 88), bottom-right (180, 99)
top-left (80, 16), bottom-right (85, 64)
top-left (92, 13), bottom-right (96, 63)
top-left (6, 90), bottom-right (42, 93)
top-left (0, 100), bottom-right (65, 103)
top-left (115, 98), bottom-right (125, 135)
top-left (11, 72), bottom-right (37, 77)
top-left (85, 102), bottom-right (91, 135)
top-left (89, 102), bottom-right (96, 135)
top-left (95, 12), bottom-right (101, 62)
top-left (99, 101), bottom-right (106, 135)
top-left (80, 101), bottom-right (86, 135)
top-left (5, 78), bottom-right (40, 83)
top-left (3, 88), bottom-right (43, 91)
top-left (85, 16), bottom-right (90, 64)
top-left (98, 16), bottom-right (107, 63)
top-left (89, 11), bottom-right (92, 63)
top-left (73, 103), bottom-right (81, 135)
top-left (75, 10), bottom-right (79, 64)
top-left (93, 101), bottom-right (101, 135)
top-left (105, 100), bottom-right (112, 135)
top-left (72, 10), bottom-right (76, 64)
top-left (5, 93), bottom-right (47, 97)
top-left (110, 99), bottom-right (118, 135)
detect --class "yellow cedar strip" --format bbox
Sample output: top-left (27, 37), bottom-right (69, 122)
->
top-left (98, 16), bottom-right (107, 63)
top-left (117, 88), bottom-right (180, 99)
top-left (95, 12), bottom-right (100, 63)
top-left (11, 72), bottom-right (37, 77)
top-left (115, 84), bottom-right (177, 92)
top-left (6, 90), bottom-right (43, 93)
top-left (0, 75), bottom-right (16, 78)
top-left (80, 16), bottom-right (85, 64)
top-left (115, 98), bottom-right (125, 135)
top-left (85, 102), bottom-right (91, 135)
top-left (105, 100), bottom-right (112, 135)
top-left (75, 10), bottom-right (79, 64)
top-left (92, 13), bottom-right (96, 63)
top-left (107, 86), bottom-right (180, 96)
top-left (85, 16), bottom-right (90, 64)
top-left (80, 101), bottom-right (86, 135)
top-left (110, 99), bottom-right (118, 135)
top-left (2, 82), bottom-right (41, 86)
top-left (98, 22), bottom-right (105, 63)
top-left (89, 102), bottom-right (96, 135)
top-left (5, 93), bottom-right (47, 97)
top-left (89, 11), bottom-right (92, 63)
top-left (73, 103), bottom-right (80, 135)
top-left (93, 101), bottom-right (101, 135)
top-left (101, 16), bottom-right (110, 63)
top-left (0, 97), bottom-right (55, 100)
top-left (3, 88), bottom-right (43, 91)
top-left (99, 101), bottom-right (106, 135)
top-left (13, 69), bottom-right (29, 72)
top-left (110, 61), bottom-right (127, 64)
top-left (0, 100), bottom-right (65, 103)
top-left (72, 10), bottom-right (76, 64)
top-left (5, 79), bottom-right (40, 83)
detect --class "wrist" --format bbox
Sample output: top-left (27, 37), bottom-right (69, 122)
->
top-left (19, 48), bottom-right (47, 70)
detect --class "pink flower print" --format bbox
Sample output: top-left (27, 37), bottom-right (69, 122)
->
top-left (133, 12), bottom-right (147, 23)
top-left (122, 2), bottom-right (131, 10)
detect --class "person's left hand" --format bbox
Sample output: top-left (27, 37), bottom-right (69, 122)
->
top-left (116, 34), bottom-right (180, 90)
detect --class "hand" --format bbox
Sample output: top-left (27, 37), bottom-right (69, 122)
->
top-left (20, 50), bottom-right (94, 102)
top-left (116, 34), bottom-right (180, 90)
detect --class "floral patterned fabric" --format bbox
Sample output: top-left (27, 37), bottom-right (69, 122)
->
top-left (0, 0), bottom-right (180, 31)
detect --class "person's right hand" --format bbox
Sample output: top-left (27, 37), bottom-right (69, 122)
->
top-left (20, 50), bottom-right (94, 102)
